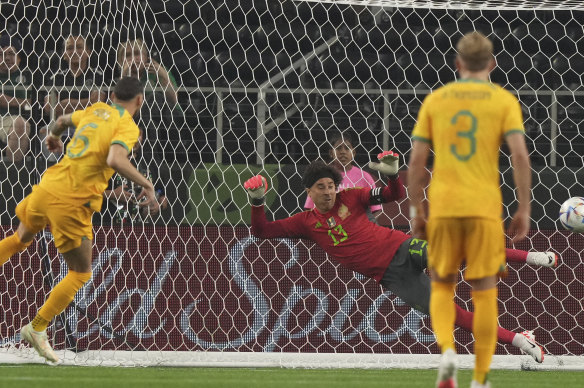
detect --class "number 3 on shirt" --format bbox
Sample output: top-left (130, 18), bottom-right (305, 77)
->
top-left (450, 110), bottom-right (477, 161)
top-left (328, 224), bottom-right (348, 246)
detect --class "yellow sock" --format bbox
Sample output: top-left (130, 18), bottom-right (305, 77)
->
top-left (472, 287), bottom-right (498, 384)
top-left (430, 281), bottom-right (457, 352)
top-left (31, 314), bottom-right (50, 332)
top-left (35, 270), bottom-right (92, 331)
top-left (0, 232), bottom-right (31, 266)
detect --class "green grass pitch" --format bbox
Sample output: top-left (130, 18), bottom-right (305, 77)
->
top-left (0, 365), bottom-right (582, 388)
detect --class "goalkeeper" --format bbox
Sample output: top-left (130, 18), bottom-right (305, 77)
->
top-left (0, 77), bottom-right (159, 363)
top-left (244, 152), bottom-right (548, 363)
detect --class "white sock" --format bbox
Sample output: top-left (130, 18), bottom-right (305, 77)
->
top-left (525, 252), bottom-right (542, 265)
top-left (511, 332), bottom-right (524, 348)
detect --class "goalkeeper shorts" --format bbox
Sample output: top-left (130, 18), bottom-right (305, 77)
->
top-left (16, 185), bottom-right (94, 253)
top-left (380, 238), bottom-right (431, 315)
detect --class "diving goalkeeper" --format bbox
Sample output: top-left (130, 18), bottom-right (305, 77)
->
top-left (0, 77), bottom-right (159, 363)
top-left (244, 152), bottom-right (551, 363)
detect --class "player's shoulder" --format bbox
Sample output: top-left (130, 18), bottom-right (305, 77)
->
top-left (492, 84), bottom-right (519, 102)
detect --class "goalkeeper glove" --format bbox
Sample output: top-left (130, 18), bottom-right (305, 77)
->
top-left (244, 175), bottom-right (268, 205)
top-left (368, 151), bottom-right (400, 177)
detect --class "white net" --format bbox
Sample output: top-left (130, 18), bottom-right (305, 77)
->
top-left (0, 0), bottom-right (583, 367)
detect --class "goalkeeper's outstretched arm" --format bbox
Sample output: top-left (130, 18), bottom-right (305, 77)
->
top-left (367, 150), bottom-right (406, 205)
top-left (243, 175), bottom-right (306, 239)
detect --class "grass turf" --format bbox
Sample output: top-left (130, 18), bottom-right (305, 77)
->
top-left (0, 365), bottom-right (582, 388)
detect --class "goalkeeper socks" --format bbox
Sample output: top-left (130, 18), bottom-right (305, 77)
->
top-left (430, 281), bottom-right (457, 352)
top-left (454, 304), bottom-right (516, 344)
top-left (504, 248), bottom-right (527, 263)
top-left (36, 270), bottom-right (92, 331)
top-left (472, 287), bottom-right (498, 385)
top-left (0, 232), bottom-right (32, 266)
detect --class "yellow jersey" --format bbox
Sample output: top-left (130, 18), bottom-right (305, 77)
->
top-left (411, 80), bottom-right (525, 220)
top-left (38, 102), bottom-right (140, 212)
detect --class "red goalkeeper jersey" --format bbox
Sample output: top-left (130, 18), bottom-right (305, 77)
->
top-left (251, 177), bottom-right (410, 282)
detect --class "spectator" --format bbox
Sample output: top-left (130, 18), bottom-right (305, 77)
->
top-left (305, 131), bottom-right (382, 222)
top-left (0, 33), bottom-right (31, 165)
top-left (41, 35), bottom-right (105, 159)
top-left (116, 38), bottom-right (185, 162)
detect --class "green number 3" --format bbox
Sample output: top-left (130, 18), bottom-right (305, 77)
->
top-left (67, 122), bottom-right (98, 158)
top-left (328, 224), bottom-right (348, 246)
top-left (450, 110), bottom-right (477, 161)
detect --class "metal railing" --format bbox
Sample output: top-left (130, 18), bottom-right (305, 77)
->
top-left (13, 85), bottom-right (584, 167)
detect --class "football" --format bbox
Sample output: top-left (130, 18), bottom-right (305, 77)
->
top-left (559, 197), bottom-right (584, 232)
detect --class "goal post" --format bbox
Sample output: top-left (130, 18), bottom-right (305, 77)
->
top-left (0, 0), bottom-right (583, 369)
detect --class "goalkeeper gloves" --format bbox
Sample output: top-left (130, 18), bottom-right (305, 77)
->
top-left (244, 175), bottom-right (268, 205)
top-left (368, 151), bottom-right (400, 177)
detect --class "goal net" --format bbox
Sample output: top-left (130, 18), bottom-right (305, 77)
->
top-left (0, 0), bottom-right (583, 368)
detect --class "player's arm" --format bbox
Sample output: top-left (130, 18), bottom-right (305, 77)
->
top-left (45, 113), bottom-right (75, 153)
top-left (368, 151), bottom-right (406, 204)
top-left (107, 144), bottom-right (159, 214)
top-left (47, 113), bottom-right (74, 138)
top-left (505, 132), bottom-right (532, 242)
top-left (407, 139), bottom-right (432, 239)
top-left (244, 175), bottom-right (306, 239)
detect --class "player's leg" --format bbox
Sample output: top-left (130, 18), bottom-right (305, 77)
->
top-left (1, 190), bottom-right (49, 266)
top-left (22, 239), bottom-right (92, 363)
top-left (0, 223), bottom-right (34, 266)
top-left (31, 239), bottom-right (92, 332)
top-left (464, 218), bottom-right (505, 387)
top-left (452, 304), bottom-right (543, 362)
top-left (21, 201), bottom-right (93, 363)
top-left (505, 247), bottom-right (558, 268)
top-left (467, 275), bottom-right (498, 386)
top-left (427, 218), bottom-right (464, 388)
top-left (410, 237), bottom-right (544, 362)
top-left (399, 238), bottom-right (545, 364)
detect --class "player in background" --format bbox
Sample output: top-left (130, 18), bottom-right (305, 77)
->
top-left (408, 32), bottom-right (532, 388)
top-left (0, 77), bottom-right (159, 363)
top-left (305, 131), bottom-right (382, 222)
top-left (244, 155), bottom-right (546, 368)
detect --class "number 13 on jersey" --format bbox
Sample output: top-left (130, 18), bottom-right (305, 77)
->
top-left (328, 224), bottom-right (348, 246)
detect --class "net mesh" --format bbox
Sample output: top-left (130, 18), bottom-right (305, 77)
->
top-left (0, 0), bottom-right (583, 366)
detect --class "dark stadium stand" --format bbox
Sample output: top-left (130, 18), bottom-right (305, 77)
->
top-left (0, 0), bottom-right (582, 167)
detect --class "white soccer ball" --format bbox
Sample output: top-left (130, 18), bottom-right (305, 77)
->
top-left (559, 197), bottom-right (584, 232)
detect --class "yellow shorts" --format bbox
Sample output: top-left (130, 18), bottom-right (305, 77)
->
top-left (15, 186), bottom-right (93, 253)
top-left (426, 217), bottom-right (506, 280)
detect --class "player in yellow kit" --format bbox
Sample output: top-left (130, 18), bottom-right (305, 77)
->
top-left (408, 32), bottom-right (532, 388)
top-left (0, 77), bottom-right (159, 363)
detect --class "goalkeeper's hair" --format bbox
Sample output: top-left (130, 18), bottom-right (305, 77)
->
top-left (113, 77), bottom-right (144, 101)
top-left (302, 160), bottom-right (343, 189)
top-left (456, 31), bottom-right (493, 71)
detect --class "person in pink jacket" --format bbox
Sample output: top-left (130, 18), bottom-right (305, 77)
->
top-left (305, 131), bottom-right (381, 222)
